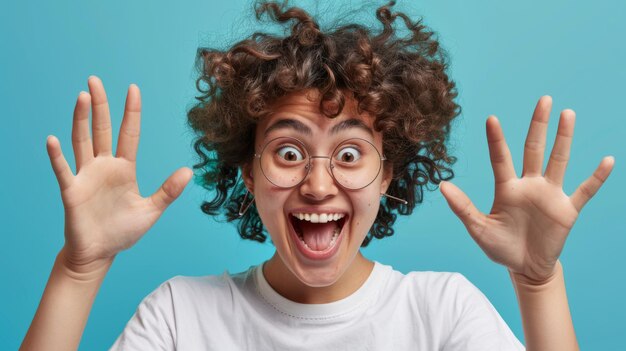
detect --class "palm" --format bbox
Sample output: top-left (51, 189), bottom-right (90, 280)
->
top-left (440, 96), bottom-right (614, 281)
top-left (63, 157), bottom-right (154, 260)
top-left (46, 76), bottom-right (192, 268)
top-left (481, 177), bottom-right (577, 279)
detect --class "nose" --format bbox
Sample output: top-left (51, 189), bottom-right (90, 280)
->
top-left (299, 156), bottom-right (339, 201)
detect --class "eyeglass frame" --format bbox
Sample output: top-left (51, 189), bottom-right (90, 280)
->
top-left (253, 136), bottom-right (386, 190)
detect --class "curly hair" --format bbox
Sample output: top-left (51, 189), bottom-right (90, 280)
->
top-left (187, 0), bottom-right (460, 247)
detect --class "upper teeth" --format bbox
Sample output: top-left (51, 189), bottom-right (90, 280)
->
top-left (292, 213), bottom-right (345, 223)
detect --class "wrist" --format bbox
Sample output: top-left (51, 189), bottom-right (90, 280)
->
top-left (510, 260), bottom-right (562, 288)
top-left (57, 246), bottom-right (115, 282)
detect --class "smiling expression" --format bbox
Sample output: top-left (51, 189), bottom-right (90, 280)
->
top-left (242, 90), bottom-right (392, 303)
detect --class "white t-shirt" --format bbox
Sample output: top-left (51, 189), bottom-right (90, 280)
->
top-left (110, 261), bottom-right (525, 350)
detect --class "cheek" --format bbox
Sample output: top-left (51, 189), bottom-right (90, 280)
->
top-left (250, 162), bottom-right (293, 244)
top-left (350, 189), bottom-right (381, 239)
top-left (253, 182), bottom-right (289, 237)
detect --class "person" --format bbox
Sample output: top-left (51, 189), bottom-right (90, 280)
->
top-left (21, 1), bottom-right (614, 350)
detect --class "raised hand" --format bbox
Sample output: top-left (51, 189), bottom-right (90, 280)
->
top-left (46, 76), bottom-right (192, 272)
top-left (439, 96), bottom-right (614, 282)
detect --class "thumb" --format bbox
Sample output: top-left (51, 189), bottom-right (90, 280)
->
top-left (439, 181), bottom-right (486, 241)
top-left (149, 167), bottom-right (194, 211)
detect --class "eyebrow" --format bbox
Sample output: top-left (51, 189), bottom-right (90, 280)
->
top-left (329, 118), bottom-right (374, 137)
top-left (263, 118), bottom-right (374, 137)
top-left (264, 119), bottom-right (312, 137)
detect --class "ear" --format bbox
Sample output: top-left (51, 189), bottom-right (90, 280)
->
top-left (380, 163), bottom-right (393, 194)
top-left (241, 162), bottom-right (254, 194)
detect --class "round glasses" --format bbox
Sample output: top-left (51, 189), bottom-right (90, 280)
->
top-left (255, 136), bottom-right (385, 190)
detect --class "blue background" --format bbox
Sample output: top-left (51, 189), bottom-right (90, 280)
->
top-left (2, 0), bottom-right (624, 349)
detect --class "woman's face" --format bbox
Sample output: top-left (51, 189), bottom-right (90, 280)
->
top-left (243, 90), bottom-right (391, 293)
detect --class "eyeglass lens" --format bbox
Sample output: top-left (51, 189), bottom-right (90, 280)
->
top-left (258, 137), bottom-right (383, 190)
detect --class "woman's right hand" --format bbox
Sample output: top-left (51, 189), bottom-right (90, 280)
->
top-left (46, 76), bottom-right (193, 273)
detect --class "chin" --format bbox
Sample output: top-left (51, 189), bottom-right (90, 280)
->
top-left (290, 260), bottom-right (345, 288)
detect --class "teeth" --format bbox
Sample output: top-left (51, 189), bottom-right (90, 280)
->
top-left (291, 212), bottom-right (346, 223)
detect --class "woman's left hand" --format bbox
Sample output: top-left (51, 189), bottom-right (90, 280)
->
top-left (440, 96), bottom-right (614, 282)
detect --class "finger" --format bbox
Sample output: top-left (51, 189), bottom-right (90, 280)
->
top-left (522, 95), bottom-right (552, 177)
top-left (71, 91), bottom-right (94, 172)
top-left (149, 167), bottom-right (194, 212)
top-left (46, 135), bottom-right (74, 191)
top-left (570, 156), bottom-right (615, 212)
top-left (544, 109), bottom-right (575, 185)
top-left (486, 116), bottom-right (517, 184)
top-left (87, 76), bottom-right (113, 156)
top-left (439, 181), bottom-right (488, 244)
top-left (116, 84), bottom-right (142, 162)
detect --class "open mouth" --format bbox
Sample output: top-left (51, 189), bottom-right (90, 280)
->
top-left (289, 212), bottom-right (347, 258)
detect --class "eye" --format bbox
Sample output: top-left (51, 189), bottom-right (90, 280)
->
top-left (277, 146), bottom-right (304, 162)
top-left (335, 146), bottom-right (361, 163)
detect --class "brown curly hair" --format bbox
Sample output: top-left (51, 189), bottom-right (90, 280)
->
top-left (187, 0), bottom-right (460, 247)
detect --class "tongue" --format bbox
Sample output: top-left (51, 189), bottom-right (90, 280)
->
top-left (299, 221), bottom-right (338, 251)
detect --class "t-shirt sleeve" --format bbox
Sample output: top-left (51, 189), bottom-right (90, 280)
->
top-left (441, 273), bottom-right (525, 351)
top-left (109, 279), bottom-right (178, 351)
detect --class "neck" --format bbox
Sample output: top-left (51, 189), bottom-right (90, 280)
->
top-left (263, 252), bottom-right (374, 304)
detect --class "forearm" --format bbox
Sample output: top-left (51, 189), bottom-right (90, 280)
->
top-left (510, 260), bottom-right (579, 351)
top-left (20, 247), bottom-right (114, 351)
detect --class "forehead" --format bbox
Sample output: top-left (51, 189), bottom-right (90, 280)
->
top-left (256, 90), bottom-right (378, 140)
